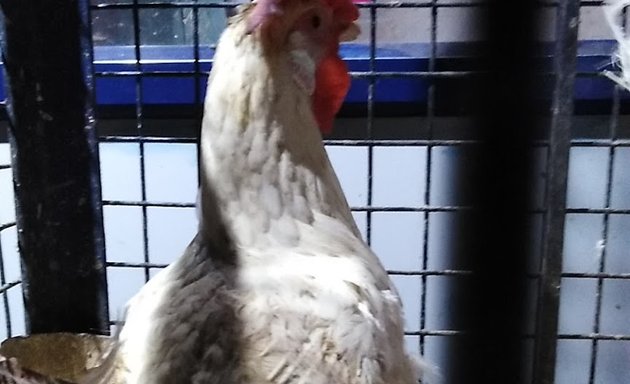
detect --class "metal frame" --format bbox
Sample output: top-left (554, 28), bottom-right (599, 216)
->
top-left (0, 208), bottom-right (18, 338)
top-left (0, 0), bottom-right (109, 334)
top-left (533, 1), bottom-right (580, 383)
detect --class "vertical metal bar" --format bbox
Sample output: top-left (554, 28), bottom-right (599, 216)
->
top-left (0, 233), bottom-right (11, 337)
top-left (365, 1), bottom-right (376, 246)
top-left (131, 0), bottom-right (151, 282)
top-left (418, 0), bottom-right (438, 359)
top-left (587, 152), bottom-right (612, 384)
top-left (193, 0), bottom-right (202, 187)
top-left (192, 1), bottom-right (201, 111)
top-left (532, 0), bottom-right (580, 383)
top-left (0, 0), bottom-right (109, 334)
top-left (463, 0), bottom-right (539, 383)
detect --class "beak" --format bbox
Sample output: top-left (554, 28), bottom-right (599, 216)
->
top-left (339, 22), bottom-right (360, 42)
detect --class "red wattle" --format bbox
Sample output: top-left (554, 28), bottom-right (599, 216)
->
top-left (312, 52), bottom-right (351, 134)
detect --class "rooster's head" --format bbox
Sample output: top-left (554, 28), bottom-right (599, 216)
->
top-left (241, 0), bottom-right (360, 134)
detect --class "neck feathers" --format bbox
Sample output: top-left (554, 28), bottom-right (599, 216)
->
top-left (198, 20), bottom-right (358, 249)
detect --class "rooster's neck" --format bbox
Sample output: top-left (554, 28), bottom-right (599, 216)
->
top-left (198, 24), bottom-right (358, 249)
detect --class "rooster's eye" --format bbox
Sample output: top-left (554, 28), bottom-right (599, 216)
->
top-left (311, 15), bottom-right (321, 29)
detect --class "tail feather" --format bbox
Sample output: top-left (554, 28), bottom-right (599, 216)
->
top-left (410, 355), bottom-right (442, 384)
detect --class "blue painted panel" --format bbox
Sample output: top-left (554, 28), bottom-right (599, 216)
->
top-left (1, 41), bottom-right (628, 108)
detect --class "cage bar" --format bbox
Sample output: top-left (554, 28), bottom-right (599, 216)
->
top-left (0, 225), bottom-right (11, 337)
top-left (532, 0), bottom-right (580, 383)
top-left (0, 0), bottom-right (109, 334)
top-left (461, 0), bottom-right (540, 383)
top-left (586, 10), bottom-right (626, 382)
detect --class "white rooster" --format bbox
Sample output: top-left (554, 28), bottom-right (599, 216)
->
top-left (116, 0), bottom-right (432, 382)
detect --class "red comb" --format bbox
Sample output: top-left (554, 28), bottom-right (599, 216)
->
top-left (247, 0), bottom-right (360, 32)
top-left (246, 0), bottom-right (282, 32)
top-left (324, 0), bottom-right (360, 25)
top-left (246, 0), bottom-right (360, 134)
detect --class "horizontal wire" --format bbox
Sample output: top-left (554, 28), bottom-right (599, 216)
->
top-left (350, 71), bottom-right (483, 79)
top-left (96, 137), bottom-right (630, 149)
top-left (100, 136), bottom-right (197, 144)
top-left (0, 222), bottom-right (16, 232)
top-left (571, 138), bottom-right (630, 147)
top-left (0, 165), bottom-right (11, 170)
top-left (566, 207), bottom-right (630, 214)
top-left (324, 139), bottom-right (542, 147)
top-left (389, 269), bottom-right (472, 276)
top-left (388, 271), bottom-right (630, 279)
top-left (96, 71), bottom-right (206, 77)
top-left (351, 205), bottom-right (473, 212)
top-left (107, 261), bottom-right (168, 268)
top-left (99, 137), bottom-right (489, 146)
top-left (334, 139), bottom-right (629, 148)
top-left (558, 333), bottom-right (630, 341)
top-left (93, 70), bottom-right (482, 78)
top-left (91, 70), bottom-right (617, 79)
top-left (405, 330), bottom-right (465, 337)
top-left (404, 331), bottom-right (538, 340)
top-left (103, 200), bottom-right (195, 208)
top-left (99, 199), bottom-right (630, 215)
top-left (100, 137), bottom-right (486, 147)
top-left (324, 139), bottom-right (483, 146)
top-left (101, 199), bottom-right (472, 211)
top-left (401, 331), bottom-right (630, 341)
top-left (101, 199), bottom-right (476, 212)
top-left (90, 1), bottom-right (486, 10)
top-left (90, 0), bottom-right (604, 10)
top-left (0, 280), bottom-right (21, 295)
top-left (562, 272), bottom-right (630, 279)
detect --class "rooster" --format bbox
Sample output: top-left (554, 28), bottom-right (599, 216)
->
top-left (115, 0), bottom-right (432, 382)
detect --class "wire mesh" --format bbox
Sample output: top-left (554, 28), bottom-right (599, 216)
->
top-left (554, 8), bottom-right (630, 384)
top-left (87, 2), bottom-right (486, 378)
top-left (0, 223), bottom-right (17, 339)
top-left (546, 4), bottom-right (630, 384)
top-left (86, 0), bottom-right (630, 383)
top-left (88, 2), bottom-right (483, 382)
top-left (0, 120), bottom-right (23, 341)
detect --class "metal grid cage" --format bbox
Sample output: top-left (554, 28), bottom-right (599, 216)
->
top-left (0, 0), bottom-right (629, 383)
top-left (0, 121), bottom-right (22, 341)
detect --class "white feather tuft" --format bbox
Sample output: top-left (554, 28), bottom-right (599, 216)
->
top-left (411, 354), bottom-right (442, 384)
top-left (604, 0), bottom-right (630, 90)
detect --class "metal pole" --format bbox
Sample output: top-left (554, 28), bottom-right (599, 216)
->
top-left (532, 0), bottom-right (580, 383)
top-left (460, 0), bottom-right (540, 383)
top-left (0, 0), bottom-right (109, 334)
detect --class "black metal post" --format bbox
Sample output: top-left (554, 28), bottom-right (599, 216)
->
top-left (0, 0), bottom-right (109, 334)
top-left (533, 1), bottom-right (579, 383)
top-left (460, 1), bottom-right (540, 383)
